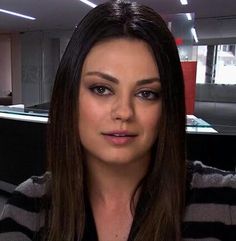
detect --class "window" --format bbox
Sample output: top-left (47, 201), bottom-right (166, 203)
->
top-left (196, 45), bottom-right (207, 84)
top-left (196, 44), bottom-right (236, 85)
top-left (215, 44), bottom-right (236, 84)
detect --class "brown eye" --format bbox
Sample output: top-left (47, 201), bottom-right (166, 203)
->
top-left (89, 86), bottom-right (113, 96)
top-left (136, 90), bottom-right (160, 101)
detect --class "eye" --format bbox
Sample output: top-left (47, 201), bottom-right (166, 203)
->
top-left (136, 90), bottom-right (160, 101)
top-left (89, 85), bottom-right (113, 96)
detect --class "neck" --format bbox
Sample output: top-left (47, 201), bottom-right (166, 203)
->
top-left (86, 155), bottom-right (150, 208)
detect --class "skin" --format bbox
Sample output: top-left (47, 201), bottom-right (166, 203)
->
top-left (78, 38), bottom-right (162, 241)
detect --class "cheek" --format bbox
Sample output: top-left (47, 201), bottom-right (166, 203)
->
top-left (141, 104), bottom-right (162, 136)
top-left (78, 94), bottom-right (108, 129)
top-left (78, 95), bottom-right (101, 147)
top-left (79, 102), bottom-right (97, 124)
top-left (79, 95), bottom-right (99, 124)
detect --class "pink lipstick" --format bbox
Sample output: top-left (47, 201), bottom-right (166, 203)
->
top-left (102, 131), bottom-right (137, 145)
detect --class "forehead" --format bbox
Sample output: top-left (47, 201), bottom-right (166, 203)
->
top-left (81, 38), bottom-right (159, 79)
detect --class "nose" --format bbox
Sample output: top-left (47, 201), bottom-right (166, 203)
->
top-left (111, 95), bottom-right (134, 122)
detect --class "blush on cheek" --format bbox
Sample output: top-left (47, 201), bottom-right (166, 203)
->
top-left (79, 95), bottom-right (107, 128)
top-left (146, 108), bottom-right (161, 140)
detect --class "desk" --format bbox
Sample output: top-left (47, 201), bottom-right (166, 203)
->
top-left (0, 111), bottom-right (46, 191)
top-left (186, 115), bottom-right (218, 133)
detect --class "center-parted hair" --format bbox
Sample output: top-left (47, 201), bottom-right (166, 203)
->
top-left (47, 1), bottom-right (186, 240)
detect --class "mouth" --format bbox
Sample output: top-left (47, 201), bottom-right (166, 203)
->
top-left (102, 131), bottom-right (138, 137)
top-left (103, 133), bottom-right (137, 137)
top-left (101, 131), bottom-right (138, 145)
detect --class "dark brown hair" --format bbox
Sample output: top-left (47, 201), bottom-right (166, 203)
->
top-left (47, 1), bottom-right (186, 240)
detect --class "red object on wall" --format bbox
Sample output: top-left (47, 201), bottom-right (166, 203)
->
top-left (181, 61), bottom-right (197, 114)
top-left (175, 37), bottom-right (183, 46)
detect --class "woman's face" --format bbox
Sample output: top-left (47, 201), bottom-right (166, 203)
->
top-left (78, 38), bottom-right (162, 166)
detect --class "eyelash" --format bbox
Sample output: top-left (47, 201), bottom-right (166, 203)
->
top-left (89, 85), bottom-right (113, 96)
top-left (136, 90), bottom-right (160, 100)
top-left (88, 85), bottom-right (161, 101)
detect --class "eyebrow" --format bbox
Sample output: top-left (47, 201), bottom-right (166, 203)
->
top-left (85, 71), bottom-right (160, 86)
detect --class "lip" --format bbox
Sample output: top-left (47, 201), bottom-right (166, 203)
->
top-left (101, 130), bottom-right (138, 145)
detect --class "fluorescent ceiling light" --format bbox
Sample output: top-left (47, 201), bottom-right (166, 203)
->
top-left (0, 8), bottom-right (36, 20)
top-left (80, 0), bottom-right (97, 8)
top-left (186, 13), bottom-right (192, 20)
top-left (180, 0), bottom-right (188, 5)
top-left (191, 27), bottom-right (199, 43)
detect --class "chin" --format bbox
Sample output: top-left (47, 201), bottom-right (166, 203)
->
top-left (99, 153), bottom-right (142, 166)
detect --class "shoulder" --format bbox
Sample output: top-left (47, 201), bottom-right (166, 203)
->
top-left (14, 171), bottom-right (51, 198)
top-left (0, 172), bottom-right (51, 241)
top-left (188, 160), bottom-right (236, 190)
top-left (184, 161), bottom-right (236, 240)
top-left (186, 160), bottom-right (236, 219)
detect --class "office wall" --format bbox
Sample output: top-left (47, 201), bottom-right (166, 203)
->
top-left (11, 34), bottom-right (22, 104)
top-left (0, 35), bottom-right (12, 97)
top-left (196, 84), bottom-right (236, 102)
top-left (42, 37), bottom-right (60, 104)
top-left (21, 32), bottom-right (60, 107)
top-left (21, 32), bottom-right (42, 106)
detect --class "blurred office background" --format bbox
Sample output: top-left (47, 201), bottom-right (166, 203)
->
top-left (1, 0), bottom-right (236, 133)
top-left (0, 0), bottom-right (236, 210)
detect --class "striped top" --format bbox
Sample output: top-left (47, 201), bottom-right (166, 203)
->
top-left (0, 161), bottom-right (236, 241)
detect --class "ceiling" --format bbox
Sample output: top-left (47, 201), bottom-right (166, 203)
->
top-left (0, 0), bottom-right (236, 44)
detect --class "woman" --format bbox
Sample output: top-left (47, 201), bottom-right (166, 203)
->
top-left (0, 1), bottom-right (236, 241)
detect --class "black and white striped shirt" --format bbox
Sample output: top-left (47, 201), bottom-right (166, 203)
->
top-left (0, 161), bottom-right (236, 240)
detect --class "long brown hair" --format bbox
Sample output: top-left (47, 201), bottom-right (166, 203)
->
top-left (47, 1), bottom-right (186, 240)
